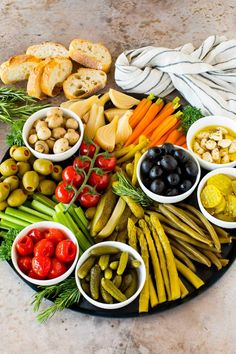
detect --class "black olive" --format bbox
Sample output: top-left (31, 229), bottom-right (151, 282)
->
top-left (142, 177), bottom-right (152, 188)
top-left (185, 160), bottom-right (198, 177)
top-left (166, 188), bottom-right (179, 196)
top-left (146, 147), bottom-right (163, 160)
top-left (162, 143), bottom-right (175, 155)
top-left (179, 179), bottom-right (193, 193)
top-left (141, 158), bottom-right (153, 175)
top-left (150, 179), bottom-right (165, 194)
top-left (160, 155), bottom-right (178, 171)
top-left (176, 166), bottom-right (183, 175)
top-left (167, 173), bottom-right (180, 186)
top-left (149, 166), bottom-right (163, 179)
top-left (174, 149), bottom-right (190, 163)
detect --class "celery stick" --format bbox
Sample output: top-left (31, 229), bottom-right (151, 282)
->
top-left (5, 208), bottom-right (45, 224)
top-left (19, 206), bottom-right (52, 221)
top-left (31, 200), bottom-right (55, 217)
top-left (0, 220), bottom-right (23, 231)
top-left (52, 195), bottom-right (58, 203)
top-left (74, 207), bottom-right (88, 227)
top-left (69, 206), bottom-right (93, 244)
top-left (33, 194), bottom-right (56, 208)
top-left (0, 212), bottom-right (30, 227)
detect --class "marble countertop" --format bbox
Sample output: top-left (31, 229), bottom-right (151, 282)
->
top-left (0, 1), bottom-right (236, 353)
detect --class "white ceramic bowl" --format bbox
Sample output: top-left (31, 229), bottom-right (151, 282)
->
top-left (22, 107), bottom-right (84, 162)
top-left (11, 221), bottom-right (79, 286)
top-left (75, 241), bottom-right (146, 310)
top-left (137, 145), bottom-right (201, 204)
top-left (197, 167), bottom-right (236, 229)
top-left (186, 115), bottom-right (236, 171)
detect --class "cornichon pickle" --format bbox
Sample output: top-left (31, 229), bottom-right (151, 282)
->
top-left (98, 254), bottom-right (110, 271)
top-left (90, 246), bottom-right (120, 256)
top-left (100, 284), bottom-right (113, 304)
top-left (90, 264), bottom-right (102, 300)
top-left (101, 278), bottom-right (127, 302)
top-left (129, 260), bottom-right (141, 269)
top-left (81, 279), bottom-right (91, 296)
top-left (117, 251), bottom-right (129, 275)
top-left (125, 270), bottom-right (138, 298)
top-left (113, 274), bottom-right (122, 288)
top-left (109, 261), bottom-right (119, 270)
top-left (120, 273), bottom-right (133, 293)
top-left (104, 267), bottom-right (113, 280)
top-left (77, 256), bottom-right (96, 279)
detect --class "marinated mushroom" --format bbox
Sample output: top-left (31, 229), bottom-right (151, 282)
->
top-left (45, 108), bottom-right (64, 129)
top-left (37, 126), bottom-right (51, 141)
top-left (35, 141), bottom-right (49, 154)
top-left (46, 138), bottom-right (55, 150)
top-left (53, 138), bottom-right (69, 154)
top-left (28, 134), bottom-right (38, 145)
top-left (52, 127), bottom-right (66, 139)
top-left (34, 120), bottom-right (48, 132)
top-left (65, 118), bottom-right (79, 130)
top-left (64, 129), bottom-right (80, 145)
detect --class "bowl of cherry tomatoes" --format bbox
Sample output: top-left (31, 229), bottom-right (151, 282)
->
top-left (11, 221), bottom-right (79, 286)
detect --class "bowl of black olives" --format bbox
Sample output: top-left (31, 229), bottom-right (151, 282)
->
top-left (137, 143), bottom-right (201, 203)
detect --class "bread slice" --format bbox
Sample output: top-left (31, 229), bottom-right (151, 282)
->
top-left (69, 39), bottom-right (112, 73)
top-left (63, 68), bottom-right (107, 99)
top-left (0, 55), bottom-right (41, 84)
top-left (40, 57), bottom-right (72, 97)
top-left (27, 59), bottom-right (51, 99)
top-left (26, 41), bottom-right (69, 59)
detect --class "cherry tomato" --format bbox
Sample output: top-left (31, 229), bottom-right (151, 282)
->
top-left (32, 256), bottom-right (51, 278)
top-left (16, 236), bottom-right (34, 256)
top-left (47, 258), bottom-right (67, 279)
top-left (79, 141), bottom-right (96, 158)
top-left (34, 239), bottom-right (54, 257)
top-left (55, 181), bottom-right (75, 204)
top-left (18, 256), bottom-right (32, 274)
top-left (88, 171), bottom-right (110, 191)
top-left (55, 240), bottom-right (77, 263)
top-left (62, 166), bottom-right (84, 188)
top-left (27, 228), bottom-right (44, 243)
top-left (78, 187), bottom-right (100, 208)
top-left (28, 269), bottom-right (45, 280)
top-left (73, 156), bottom-right (90, 173)
top-left (44, 228), bottom-right (66, 244)
top-left (95, 155), bottom-right (116, 172)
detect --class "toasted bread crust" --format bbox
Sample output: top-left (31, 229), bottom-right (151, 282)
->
top-left (27, 59), bottom-right (50, 99)
top-left (26, 41), bottom-right (69, 59)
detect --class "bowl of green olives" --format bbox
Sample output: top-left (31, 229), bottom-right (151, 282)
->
top-left (23, 107), bottom-right (84, 162)
top-left (137, 143), bottom-right (201, 204)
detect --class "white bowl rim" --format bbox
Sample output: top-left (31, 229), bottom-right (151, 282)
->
top-left (137, 145), bottom-right (201, 204)
top-left (11, 221), bottom-right (79, 286)
top-left (22, 106), bottom-right (84, 160)
top-left (75, 241), bottom-right (146, 310)
top-left (197, 167), bottom-right (236, 229)
top-left (186, 115), bottom-right (236, 169)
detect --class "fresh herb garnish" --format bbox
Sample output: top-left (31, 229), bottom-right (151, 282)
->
top-left (0, 228), bottom-right (18, 261)
top-left (32, 278), bottom-right (80, 323)
top-left (181, 105), bottom-right (203, 134)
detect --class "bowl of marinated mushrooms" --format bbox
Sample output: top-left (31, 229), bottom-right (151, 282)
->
top-left (23, 107), bottom-right (84, 162)
top-left (186, 116), bottom-right (236, 171)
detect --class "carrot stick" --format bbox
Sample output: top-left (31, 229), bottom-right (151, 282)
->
top-left (155, 122), bottom-right (181, 145)
top-left (182, 143), bottom-right (187, 149)
top-left (141, 97), bottom-right (180, 138)
top-left (166, 129), bottom-right (183, 144)
top-left (125, 98), bottom-right (164, 146)
top-left (129, 93), bottom-right (155, 128)
top-left (175, 135), bottom-right (186, 146)
top-left (155, 131), bottom-right (171, 145)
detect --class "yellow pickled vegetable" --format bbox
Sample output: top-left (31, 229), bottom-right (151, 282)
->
top-left (95, 116), bottom-right (119, 152)
top-left (201, 185), bottom-right (222, 208)
top-left (207, 174), bottom-right (232, 195)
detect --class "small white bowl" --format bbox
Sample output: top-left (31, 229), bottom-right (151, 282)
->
top-left (137, 145), bottom-right (201, 204)
top-left (186, 115), bottom-right (236, 171)
top-left (23, 107), bottom-right (84, 162)
top-left (75, 241), bottom-right (146, 310)
top-left (197, 167), bottom-right (236, 229)
top-left (11, 221), bottom-right (79, 286)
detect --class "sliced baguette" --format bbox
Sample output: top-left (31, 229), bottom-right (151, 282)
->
top-left (41, 57), bottom-right (73, 97)
top-left (0, 55), bottom-right (41, 84)
top-left (26, 41), bottom-right (69, 59)
top-left (63, 68), bottom-right (107, 100)
top-left (69, 39), bottom-right (112, 73)
top-left (27, 59), bottom-right (51, 99)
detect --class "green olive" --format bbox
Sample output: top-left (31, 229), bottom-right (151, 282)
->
top-left (9, 145), bottom-right (18, 158)
top-left (7, 189), bottom-right (27, 207)
top-left (0, 182), bottom-right (10, 202)
top-left (38, 174), bottom-right (46, 182)
top-left (33, 159), bottom-right (53, 176)
top-left (17, 162), bottom-right (31, 178)
top-left (22, 171), bottom-right (39, 192)
top-left (3, 176), bottom-right (19, 191)
top-left (51, 165), bottom-right (63, 182)
top-left (12, 146), bottom-right (31, 162)
top-left (38, 179), bottom-right (56, 196)
top-left (0, 159), bottom-right (18, 177)
top-left (0, 200), bottom-right (8, 211)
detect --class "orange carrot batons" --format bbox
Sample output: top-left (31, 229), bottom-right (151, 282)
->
top-left (129, 93), bottom-right (155, 128)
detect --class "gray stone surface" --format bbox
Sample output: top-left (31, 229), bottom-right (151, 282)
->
top-left (0, 1), bottom-right (236, 353)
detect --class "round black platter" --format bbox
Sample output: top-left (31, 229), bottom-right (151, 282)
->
top-left (1, 92), bottom-right (236, 318)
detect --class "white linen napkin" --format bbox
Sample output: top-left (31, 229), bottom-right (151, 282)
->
top-left (115, 35), bottom-right (236, 119)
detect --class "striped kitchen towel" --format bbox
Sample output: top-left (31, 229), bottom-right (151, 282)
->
top-left (115, 35), bottom-right (236, 119)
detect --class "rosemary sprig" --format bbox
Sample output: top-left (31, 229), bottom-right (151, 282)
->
top-left (0, 86), bottom-right (36, 103)
top-left (113, 172), bottom-right (153, 208)
top-left (32, 278), bottom-right (80, 323)
top-left (0, 228), bottom-right (19, 261)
